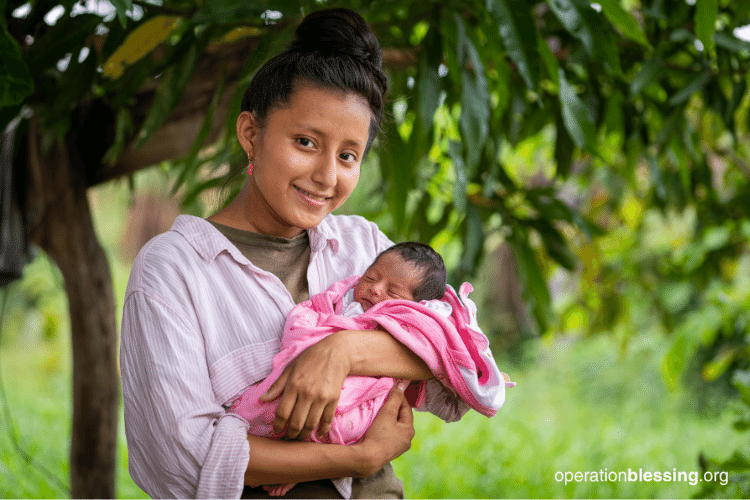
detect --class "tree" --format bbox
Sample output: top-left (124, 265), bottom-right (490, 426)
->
top-left (1, 0), bottom-right (749, 496)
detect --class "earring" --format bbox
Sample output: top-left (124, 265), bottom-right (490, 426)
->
top-left (247, 156), bottom-right (254, 175)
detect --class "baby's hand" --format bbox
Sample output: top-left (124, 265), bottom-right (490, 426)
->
top-left (263, 483), bottom-right (296, 496)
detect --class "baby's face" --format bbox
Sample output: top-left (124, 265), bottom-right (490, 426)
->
top-left (353, 252), bottom-right (424, 311)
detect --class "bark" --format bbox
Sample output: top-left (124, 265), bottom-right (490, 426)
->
top-left (26, 118), bottom-right (119, 499)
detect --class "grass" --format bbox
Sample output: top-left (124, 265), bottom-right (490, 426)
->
top-left (394, 333), bottom-right (747, 498)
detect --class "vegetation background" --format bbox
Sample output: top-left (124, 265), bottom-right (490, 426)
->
top-left (2, 0), bottom-right (750, 498)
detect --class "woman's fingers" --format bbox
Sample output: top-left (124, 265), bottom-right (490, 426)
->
top-left (299, 401), bottom-right (326, 440)
top-left (316, 401), bottom-right (337, 439)
top-left (272, 390), bottom-right (301, 436)
top-left (260, 362), bottom-right (293, 402)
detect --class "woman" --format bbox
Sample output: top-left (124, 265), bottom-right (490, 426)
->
top-left (120, 8), bottom-right (469, 499)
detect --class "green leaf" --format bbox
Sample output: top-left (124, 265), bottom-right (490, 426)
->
top-left (459, 205), bottom-right (484, 275)
top-left (25, 13), bottom-right (102, 72)
top-left (449, 140), bottom-right (468, 214)
top-left (379, 124), bottom-right (411, 237)
top-left (629, 56), bottom-right (664, 96)
top-left (554, 107), bottom-right (575, 177)
top-left (0, 26), bottom-right (33, 107)
top-left (109, 0), bottom-right (133, 27)
top-left (136, 38), bottom-right (204, 148)
top-left (695, 0), bottom-right (717, 55)
top-left (487, 0), bottom-right (541, 92)
top-left (510, 231), bottom-right (550, 332)
top-left (714, 31), bottom-right (750, 54)
top-left (667, 70), bottom-right (711, 106)
top-left (733, 370), bottom-right (750, 406)
top-left (413, 24), bottom-right (442, 149)
top-left (172, 71), bottom-right (226, 196)
top-left (455, 15), bottom-right (490, 176)
top-left (193, 0), bottom-right (270, 25)
top-left (662, 335), bottom-right (688, 388)
top-left (537, 33), bottom-right (559, 88)
top-left (545, 0), bottom-right (621, 74)
top-left (596, 0), bottom-right (650, 48)
top-left (558, 69), bottom-right (598, 155)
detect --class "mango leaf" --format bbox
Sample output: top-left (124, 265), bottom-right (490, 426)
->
top-left (662, 334), bottom-right (688, 389)
top-left (455, 15), bottom-right (490, 176)
top-left (172, 71), bottom-right (226, 196)
top-left (458, 205), bottom-right (484, 276)
top-left (558, 69), bottom-right (598, 156)
top-left (714, 31), bottom-right (750, 54)
top-left (449, 141), bottom-right (468, 214)
top-left (667, 70), bottom-right (711, 107)
top-left (109, 0), bottom-right (133, 27)
top-left (379, 124), bottom-right (411, 237)
top-left (546, 0), bottom-right (621, 74)
top-left (412, 25), bottom-right (442, 149)
top-left (529, 218), bottom-right (577, 270)
top-left (596, 0), bottom-right (650, 48)
top-left (487, 0), bottom-right (541, 92)
top-left (193, 0), bottom-right (270, 25)
top-left (695, 0), bottom-right (717, 55)
top-left (25, 13), bottom-right (102, 73)
top-left (103, 16), bottom-right (180, 80)
top-left (554, 106), bottom-right (575, 177)
top-left (537, 33), bottom-right (559, 88)
top-left (136, 37), bottom-right (205, 148)
top-left (509, 231), bottom-right (551, 333)
top-left (629, 56), bottom-right (664, 96)
top-left (701, 346), bottom-right (737, 382)
top-left (733, 370), bottom-right (750, 406)
top-left (0, 26), bottom-right (33, 107)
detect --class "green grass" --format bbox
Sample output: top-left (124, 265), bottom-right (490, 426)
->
top-left (393, 333), bottom-right (747, 498)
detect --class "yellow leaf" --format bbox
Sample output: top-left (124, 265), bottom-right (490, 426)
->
top-left (103, 16), bottom-right (179, 79)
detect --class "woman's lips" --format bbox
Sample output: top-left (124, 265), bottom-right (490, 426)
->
top-left (294, 185), bottom-right (330, 206)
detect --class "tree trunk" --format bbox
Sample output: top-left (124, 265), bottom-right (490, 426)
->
top-left (26, 118), bottom-right (119, 498)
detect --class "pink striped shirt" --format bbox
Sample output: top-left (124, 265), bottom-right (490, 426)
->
top-left (120, 214), bottom-right (469, 499)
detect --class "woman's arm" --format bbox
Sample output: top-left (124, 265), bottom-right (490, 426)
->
top-left (260, 329), bottom-right (430, 439)
top-left (246, 384), bottom-right (414, 486)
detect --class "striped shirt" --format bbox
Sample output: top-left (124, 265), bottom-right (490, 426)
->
top-left (120, 214), bottom-right (469, 498)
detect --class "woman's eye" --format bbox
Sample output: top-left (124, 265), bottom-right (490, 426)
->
top-left (297, 137), bottom-right (314, 148)
top-left (339, 152), bottom-right (357, 162)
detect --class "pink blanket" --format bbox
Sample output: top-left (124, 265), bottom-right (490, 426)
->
top-left (230, 276), bottom-right (511, 445)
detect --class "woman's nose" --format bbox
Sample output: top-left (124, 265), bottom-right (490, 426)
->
top-left (311, 152), bottom-right (337, 187)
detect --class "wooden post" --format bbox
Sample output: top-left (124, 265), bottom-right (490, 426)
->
top-left (26, 118), bottom-right (119, 498)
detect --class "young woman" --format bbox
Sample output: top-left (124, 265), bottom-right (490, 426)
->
top-left (120, 8), bottom-right (469, 499)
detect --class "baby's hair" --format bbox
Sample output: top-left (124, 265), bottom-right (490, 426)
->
top-left (377, 242), bottom-right (447, 302)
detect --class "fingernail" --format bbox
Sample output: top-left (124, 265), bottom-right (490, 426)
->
top-left (397, 381), bottom-right (408, 391)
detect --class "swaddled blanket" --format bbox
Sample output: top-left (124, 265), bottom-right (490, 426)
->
top-left (230, 276), bottom-right (514, 497)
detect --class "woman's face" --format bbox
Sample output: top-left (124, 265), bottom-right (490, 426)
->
top-left (238, 84), bottom-right (371, 238)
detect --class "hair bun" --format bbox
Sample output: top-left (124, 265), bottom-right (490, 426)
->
top-left (290, 8), bottom-right (382, 69)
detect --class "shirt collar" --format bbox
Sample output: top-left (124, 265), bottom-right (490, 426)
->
top-left (170, 214), bottom-right (340, 262)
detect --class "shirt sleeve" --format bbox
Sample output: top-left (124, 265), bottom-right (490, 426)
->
top-left (120, 290), bottom-right (250, 499)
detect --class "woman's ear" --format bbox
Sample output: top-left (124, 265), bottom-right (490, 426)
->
top-left (236, 111), bottom-right (260, 159)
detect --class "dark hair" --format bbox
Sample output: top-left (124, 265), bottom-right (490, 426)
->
top-left (240, 8), bottom-right (387, 156)
top-left (377, 242), bottom-right (447, 302)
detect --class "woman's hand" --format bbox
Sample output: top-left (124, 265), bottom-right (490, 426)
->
top-left (355, 383), bottom-right (415, 477)
top-left (260, 333), bottom-right (349, 440)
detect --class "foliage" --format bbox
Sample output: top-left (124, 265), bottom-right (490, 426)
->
top-left (3, 0), bottom-right (750, 495)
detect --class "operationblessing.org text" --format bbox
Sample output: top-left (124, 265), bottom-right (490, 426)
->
top-left (554, 468), bottom-right (729, 487)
